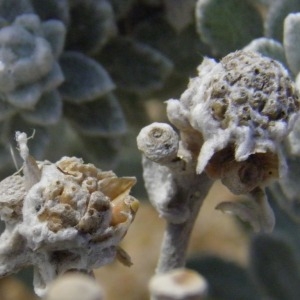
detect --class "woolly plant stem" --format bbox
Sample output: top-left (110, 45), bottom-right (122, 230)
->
top-left (156, 189), bottom-right (206, 274)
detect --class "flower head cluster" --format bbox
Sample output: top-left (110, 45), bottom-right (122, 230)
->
top-left (167, 50), bottom-right (300, 194)
top-left (0, 132), bottom-right (138, 296)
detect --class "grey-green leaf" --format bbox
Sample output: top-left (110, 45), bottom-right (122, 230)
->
top-left (265, 0), bottom-right (300, 42)
top-left (196, 0), bottom-right (263, 56)
top-left (59, 51), bottom-right (115, 104)
top-left (42, 20), bottom-right (66, 58)
top-left (134, 16), bottom-right (210, 76)
top-left (22, 91), bottom-right (62, 125)
top-left (41, 63), bottom-right (65, 92)
top-left (187, 256), bottom-right (261, 300)
top-left (250, 233), bottom-right (300, 300)
top-left (99, 38), bottom-right (173, 94)
top-left (64, 93), bottom-right (126, 137)
top-left (31, 0), bottom-right (70, 25)
top-left (66, 0), bottom-right (117, 54)
top-left (7, 83), bottom-right (42, 109)
top-left (284, 13), bottom-right (300, 76)
top-left (76, 134), bottom-right (122, 169)
top-left (0, 97), bottom-right (15, 121)
top-left (0, 0), bottom-right (34, 22)
top-left (164, 0), bottom-right (196, 32)
top-left (244, 38), bottom-right (287, 67)
top-left (109, 0), bottom-right (135, 19)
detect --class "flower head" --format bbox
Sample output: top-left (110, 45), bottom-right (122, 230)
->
top-left (167, 50), bottom-right (300, 194)
top-left (0, 132), bottom-right (138, 296)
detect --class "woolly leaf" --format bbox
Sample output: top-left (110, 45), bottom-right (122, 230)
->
top-left (250, 233), bottom-right (300, 300)
top-left (140, 0), bottom-right (161, 5)
top-left (0, 0), bottom-right (33, 22)
top-left (42, 20), bottom-right (66, 58)
top-left (116, 91), bottom-right (151, 127)
top-left (195, 0), bottom-right (263, 56)
top-left (66, 0), bottom-right (116, 54)
top-left (41, 63), bottom-right (65, 92)
top-left (284, 13), bottom-right (300, 76)
top-left (134, 16), bottom-right (210, 76)
top-left (13, 14), bottom-right (42, 34)
top-left (110, 0), bottom-right (135, 19)
top-left (7, 83), bottom-right (42, 109)
top-left (265, 0), bottom-right (300, 42)
top-left (287, 117), bottom-right (300, 157)
top-left (0, 98), bottom-right (15, 121)
top-left (269, 155), bottom-right (300, 222)
top-left (77, 134), bottom-right (122, 169)
top-left (64, 93), bottom-right (126, 137)
top-left (59, 51), bottom-right (115, 104)
top-left (244, 38), bottom-right (287, 67)
top-left (164, 0), bottom-right (195, 32)
top-left (31, 0), bottom-right (69, 25)
top-left (187, 256), bottom-right (261, 300)
top-left (99, 38), bottom-right (173, 94)
top-left (0, 140), bottom-right (13, 171)
top-left (22, 91), bottom-right (62, 125)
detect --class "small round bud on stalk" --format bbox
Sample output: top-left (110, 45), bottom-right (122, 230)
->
top-left (137, 122), bottom-right (179, 164)
top-left (44, 273), bottom-right (104, 300)
top-left (149, 268), bottom-right (208, 300)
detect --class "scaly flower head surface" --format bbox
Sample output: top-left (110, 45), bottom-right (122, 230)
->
top-left (167, 50), bottom-right (300, 194)
top-left (0, 132), bottom-right (139, 296)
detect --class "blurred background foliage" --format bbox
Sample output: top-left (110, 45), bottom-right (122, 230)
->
top-left (2, 0), bottom-right (300, 299)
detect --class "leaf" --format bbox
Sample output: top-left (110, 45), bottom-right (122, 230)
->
top-left (64, 93), bottom-right (126, 137)
top-left (42, 20), bottom-right (66, 58)
top-left (13, 14), bottom-right (42, 34)
top-left (59, 51), bottom-right (115, 104)
top-left (0, 140), bottom-right (13, 172)
top-left (41, 63), bottom-right (65, 92)
top-left (0, 0), bottom-right (33, 22)
top-left (22, 91), bottom-right (62, 125)
top-left (116, 90), bottom-right (151, 127)
top-left (30, 0), bottom-right (70, 25)
top-left (0, 97), bottom-right (16, 121)
top-left (250, 233), bottom-right (300, 300)
top-left (134, 16), bottom-right (210, 76)
top-left (164, 0), bottom-right (196, 32)
top-left (99, 38), bottom-right (173, 94)
top-left (77, 134), bottom-right (122, 170)
top-left (284, 13), bottom-right (300, 76)
top-left (109, 0), bottom-right (135, 19)
top-left (244, 38), bottom-right (287, 67)
top-left (195, 0), bottom-right (263, 56)
top-left (216, 188), bottom-right (275, 233)
top-left (269, 154), bottom-right (300, 223)
top-left (187, 256), bottom-right (261, 300)
top-left (265, 0), bottom-right (300, 42)
top-left (7, 83), bottom-right (42, 109)
top-left (66, 0), bottom-right (117, 54)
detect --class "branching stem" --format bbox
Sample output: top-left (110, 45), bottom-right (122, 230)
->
top-left (156, 175), bottom-right (212, 274)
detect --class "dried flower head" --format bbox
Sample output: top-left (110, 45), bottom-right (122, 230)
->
top-left (167, 50), bottom-right (300, 194)
top-left (0, 132), bottom-right (138, 296)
